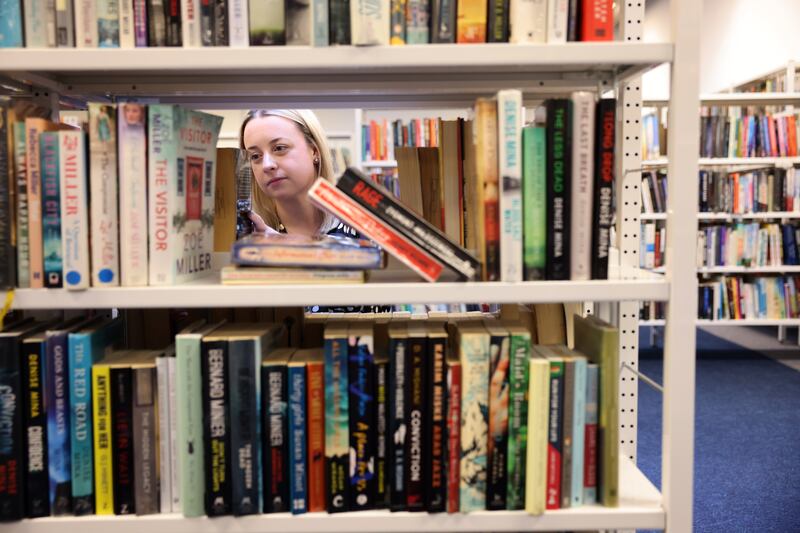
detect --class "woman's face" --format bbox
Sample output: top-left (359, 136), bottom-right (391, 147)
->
top-left (243, 115), bottom-right (318, 201)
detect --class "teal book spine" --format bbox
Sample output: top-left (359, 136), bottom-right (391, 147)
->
top-left (41, 131), bottom-right (63, 288)
top-left (570, 357), bottom-right (587, 507)
top-left (0, 0), bottom-right (24, 46)
top-left (176, 333), bottom-right (206, 517)
top-left (68, 332), bottom-right (93, 514)
top-left (288, 362), bottom-right (307, 514)
top-left (505, 330), bottom-right (530, 510)
top-left (459, 328), bottom-right (489, 512)
top-left (324, 331), bottom-right (349, 512)
top-left (14, 122), bottom-right (30, 288)
top-left (523, 125), bottom-right (547, 280)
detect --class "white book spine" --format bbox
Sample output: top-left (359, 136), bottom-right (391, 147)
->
top-left (509, 0), bottom-right (547, 43)
top-left (118, 104), bottom-right (149, 286)
top-left (168, 356), bottom-right (181, 512)
top-left (156, 356), bottom-right (173, 513)
top-left (24, 0), bottom-right (51, 47)
top-left (351, 0), bottom-right (390, 45)
top-left (181, 0), bottom-right (201, 47)
top-left (546, 0), bottom-right (568, 43)
top-left (148, 105), bottom-right (176, 286)
top-left (228, 0), bottom-right (250, 47)
top-left (119, 0), bottom-right (135, 47)
top-left (88, 103), bottom-right (121, 286)
top-left (59, 130), bottom-right (90, 290)
top-left (74, 0), bottom-right (98, 47)
top-left (569, 91), bottom-right (595, 281)
top-left (497, 89), bottom-right (523, 282)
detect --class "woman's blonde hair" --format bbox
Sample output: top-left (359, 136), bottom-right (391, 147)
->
top-left (239, 109), bottom-right (337, 233)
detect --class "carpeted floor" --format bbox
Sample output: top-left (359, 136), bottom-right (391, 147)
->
top-left (636, 328), bottom-right (800, 533)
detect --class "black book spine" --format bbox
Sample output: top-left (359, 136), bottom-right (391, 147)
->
top-left (0, 337), bottom-right (24, 520)
top-left (111, 366), bottom-right (135, 515)
top-left (262, 363), bottom-right (289, 512)
top-left (774, 168), bottom-right (785, 213)
top-left (337, 168), bottom-right (481, 280)
top-left (148, 0), bottom-right (167, 45)
top-left (486, 333), bottom-right (508, 510)
top-left (348, 334), bottom-right (375, 511)
top-left (388, 336), bottom-right (407, 511)
top-left (487, 0), bottom-right (509, 42)
top-left (567, 0), bottom-right (579, 41)
top-left (202, 340), bottom-right (232, 516)
top-left (213, 0), bottom-right (228, 45)
top-left (229, 340), bottom-right (259, 515)
top-left (546, 99), bottom-right (572, 280)
top-left (0, 104), bottom-right (14, 289)
top-left (200, 0), bottom-right (214, 45)
top-left (165, 0), bottom-right (182, 45)
top-left (405, 334), bottom-right (426, 512)
top-left (591, 99), bottom-right (615, 280)
top-left (425, 334), bottom-right (446, 512)
top-left (329, 0), bottom-right (351, 44)
top-left (22, 340), bottom-right (49, 517)
top-left (375, 359), bottom-right (388, 509)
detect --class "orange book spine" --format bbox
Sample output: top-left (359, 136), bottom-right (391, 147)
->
top-left (306, 361), bottom-right (326, 512)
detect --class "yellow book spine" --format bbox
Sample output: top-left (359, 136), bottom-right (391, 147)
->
top-left (525, 358), bottom-right (550, 515)
top-left (93, 364), bottom-right (114, 514)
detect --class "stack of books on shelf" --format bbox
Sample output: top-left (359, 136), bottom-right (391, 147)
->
top-left (695, 223), bottom-right (799, 269)
top-left (0, 307), bottom-right (622, 519)
top-left (698, 168), bottom-right (800, 214)
top-left (698, 275), bottom-right (800, 320)
top-left (0, 0), bottom-right (615, 48)
top-left (0, 102), bottom-right (224, 290)
top-left (362, 117), bottom-right (440, 162)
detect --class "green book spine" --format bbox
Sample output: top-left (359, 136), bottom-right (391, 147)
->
top-left (505, 329), bottom-right (530, 509)
top-left (176, 333), bottom-right (205, 517)
top-left (523, 125), bottom-right (547, 280)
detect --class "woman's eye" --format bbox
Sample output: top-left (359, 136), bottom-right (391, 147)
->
top-left (273, 144), bottom-right (288, 154)
top-left (249, 152), bottom-right (262, 161)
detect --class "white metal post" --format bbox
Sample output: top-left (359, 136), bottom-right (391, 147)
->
top-left (664, 0), bottom-right (701, 531)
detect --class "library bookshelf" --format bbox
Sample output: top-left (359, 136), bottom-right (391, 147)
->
top-left (0, 1), bottom-right (700, 531)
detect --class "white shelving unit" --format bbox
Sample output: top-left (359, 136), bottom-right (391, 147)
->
top-left (361, 159), bottom-right (398, 168)
top-left (0, 1), bottom-right (701, 531)
top-left (643, 156), bottom-right (800, 167)
top-left (642, 212), bottom-right (800, 221)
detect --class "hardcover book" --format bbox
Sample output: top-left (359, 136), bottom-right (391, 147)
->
top-left (89, 103), bottom-right (120, 287)
top-left (231, 232), bottom-right (383, 269)
top-left (324, 322), bottom-right (350, 512)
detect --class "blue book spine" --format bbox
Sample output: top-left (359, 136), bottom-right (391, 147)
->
top-left (41, 132), bottom-right (63, 288)
top-left (570, 357), bottom-right (587, 507)
top-left (324, 328), bottom-right (349, 512)
top-left (46, 332), bottom-right (72, 514)
top-left (782, 225), bottom-right (798, 265)
top-left (0, 0), bottom-right (24, 47)
top-left (288, 363), bottom-right (308, 514)
top-left (68, 332), bottom-right (93, 514)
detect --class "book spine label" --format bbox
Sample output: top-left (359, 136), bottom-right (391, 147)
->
top-left (570, 358), bottom-right (586, 507)
top-left (486, 332), bottom-right (509, 510)
top-left (591, 99), bottom-right (613, 280)
top-left (446, 360), bottom-right (461, 513)
top-left (389, 0), bottom-right (406, 44)
top-left (560, 359), bottom-right (575, 508)
top-left (68, 334), bottom-right (94, 514)
top-left (351, 0), bottom-right (390, 44)
top-left (181, 0), bottom-right (201, 46)
top-left (75, 0), bottom-right (99, 47)
top-left (46, 333), bottom-right (72, 515)
top-left (375, 359), bottom-right (388, 508)
top-left (26, 120), bottom-right (45, 288)
top-left (459, 331), bottom-right (489, 512)
top-left (388, 336), bottom-right (407, 510)
top-left (60, 131), bottom-right (90, 290)
top-left (498, 89), bottom-right (523, 282)
top-left (0, 0), bottom-right (24, 46)
top-left (119, 0), bottom-right (135, 46)
top-left (111, 366), bottom-right (135, 514)
top-left (547, 0), bottom-right (568, 43)
top-left (475, 98), bottom-right (500, 280)
top-left (325, 334), bottom-right (349, 512)
top-left (306, 361), bottom-right (326, 512)
top-left (545, 359), bottom-right (564, 510)
top-left (583, 363), bottom-right (598, 504)
top-left (40, 132), bottom-right (63, 288)
top-left (96, 0), bottom-right (120, 46)
top-left (523, 125), bottom-right (547, 280)
top-left (546, 99), bottom-right (572, 280)
top-left (0, 339), bottom-right (24, 519)
top-left (203, 341), bottom-right (231, 515)
top-left (156, 357), bottom-right (172, 513)
top-left (133, 0), bottom-right (147, 45)
top-left (456, 0), bottom-right (487, 42)
top-left (288, 364), bottom-right (308, 514)
top-left (89, 103), bottom-right (120, 287)
top-left (263, 363), bottom-right (289, 512)
top-left (176, 334), bottom-right (206, 516)
top-left (23, 341), bottom-right (50, 517)
top-left (570, 92), bottom-right (595, 281)
top-left (505, 332), bottom-right (530, 509)
top-left (92, 364), bottom-right (114, 514)
top-left (524, 359), bottom-right (549, 515)
top-left (118, 103), bottom-right (149, 286)
top-left (228, 0), bottom-right (250, 46)
top-left (13, 122), bottom-right (29, 288)
top-left (348, 332), bottom-right (375, 511)
top-left (229, 340), bottom-right (260, 515)
top-left (133, 367), bottom-right (158, 514)
top-left (406, 334), bottom-right (425, 511)
top-left (425, 334), bottom-right (446, 512)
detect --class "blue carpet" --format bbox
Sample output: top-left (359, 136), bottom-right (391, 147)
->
top-left (636, 330), bottom-right (800, 532)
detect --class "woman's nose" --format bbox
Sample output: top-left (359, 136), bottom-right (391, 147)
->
top-left (262, 153), bottom-right (278, 171)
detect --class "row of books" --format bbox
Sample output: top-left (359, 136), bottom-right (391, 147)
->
top-left (0, 102), bottom-right (223, 290)
top-left (699, 168), bottom-right (800, 214)
top-left (0, 0), bottom-right (615, 48)
top-left (641, 109), bottom-right (668, 161)
top-left (698, 275), bottom-right (800, 320)
top-left (362, 118), bottom-right (440, 162)
top-left (700, 107), bottom-right (800, 159)
top-left (640, 221), bottom-right (666, 270)
top-left (0, 312), bottom-right (621, 519)
top-left (695, 223), bottom-right (800, 269)
top-left (639, 170), bottom-right (668, 214)
top-left (639, 301), bottom-right (665, 321)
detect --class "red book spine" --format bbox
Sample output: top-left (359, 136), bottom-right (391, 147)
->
top-left (580, 0), bottom-right (613, 41)
top-left (307, 362), bottom-right (326, 512)
top-left (446, 362), bottom-right (461, 514)
top-left (308, 179), bottom-right (444, 282)
top-left (583, 422), bottom-right (597, 497)
top-left (768, 116), bottom-right (778, 157)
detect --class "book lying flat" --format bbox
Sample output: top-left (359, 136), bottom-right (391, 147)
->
top-left (230, 233), bottom-right (383, 270)
top-left (221, 265), bottom-right (366, 285)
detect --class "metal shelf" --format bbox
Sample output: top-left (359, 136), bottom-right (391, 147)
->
top-left (642, 319), bottom-right (800, 326)
top-left (697, 266), bottom-right (800, 274)
top-left (643, 92), bottom-right (800, 106)
top-left (641, 212), bottom-right (800, 221)
top-left (642, 157), bottom-right (800, 167)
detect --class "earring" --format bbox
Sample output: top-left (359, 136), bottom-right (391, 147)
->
top-left (314, 157), bottom-right (320, 164)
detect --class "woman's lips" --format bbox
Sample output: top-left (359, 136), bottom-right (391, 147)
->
top-left (267, 177), bottom-right (288, 188)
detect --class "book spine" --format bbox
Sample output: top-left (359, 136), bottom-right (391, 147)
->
top-left (389, 0), bottom-right (406, 44)
top-left (60, 131), bottom-right (90, 290)
top-left (23, 341), bottom-right (50, 517)
top-left (313, 0), bottom-right (329, 45)
top-left (475, 98), bottom-right (500, 281)
top-left (229, 340), bottom-right (260, 515)
top-left (506, 332), bottom-right (530, 510)
top-left (308, 178), bottom-right (444, 282)
top-left (0, 338), bottom-right (24, 520)
top-left (425, 333), bottom-right (446, 512)
top-left (524, 359), bottom-right (549, 515)
top-left (176, 334), bottom-right (206, 516)
top-left (445, 359), bottom-right (461, 513)
top-left (118, 104), bottom-right (149, 286)
top-left (487, 0), bottom-right (509, 42)
top-left (133, 367), bottom-right (158, 514)
top-left (306, 361), bottom-right (326, 512)
top-left (405, 0), bottom-right (429, 43)
top-left (40, 132), bottom-right (63, 288)
top-left (405, 333), bottom-right (425, 511)
top-left (168, 356), bottom-right (181, 512)
top-left (592, 99), bottom-right (615, 279)
top-left (509, 0), bottom-right (547, 43)
top-left (486, 332), bottom-right (509, 510)
top-left (560, 359), bottom-right (575, 508)
top-left (263, 362), bottom-right (289, 512)
top-left (336, 170), bottom-right (479, 280)
top-left (111, 366), bottom-right (135, 514)
top-left (22, 0), bottom-right (49, 46)
top-left (498, 89), bottom-right (523, 282)
top-left (570, 92), bottom-right (595, 281)
top-left (25, 120), bottom-right (45, 289)
top-left (228, 0), bottom-right (250, 46)
top-left (13, 122), bottom-right (29, 288)
top-left (46, 333), bottom-right (72, 515)
top-left (546, 99), bottom-right (572, 280)
top-left (545, 359), bottom-right (564, 510)
top-left (546, 0), bottom-right (568, 43)
top-left (523, 125), bottom-right (547, 280)
top-left (147, 0), bottom-right (166, 46)
top-left (329, 0), bottom-right (351, 44)
top-left (583, 363), bottom-right (598, 504)
top-left (133, 0), bottom-right (147, 45)
top-left (0, 0), bottom-right (24, 46)
top-left (388, 335), bottom-right (407, 510)
top-left (89, 103), bottom-right (120, 287)
top-left (459, 330), bottom-right (489, 512)
top-left (570, 358), bottom-right (586, 507)
top-left (432, 0), bottom-right (456, 42)
top-left (148, 105), bottom-right (177, 286)
top-left (203, 340), bottom-right (231, 515)
top-left (181, 0), bottom-right (201, 46)
top-left (165, 0), bottom-right (182, 45)
top-left (456, 0), bottom-right (487, 42)
top-left (96, 0), bottom-right (121, 47)
top-left (55, 0), bottom-right (75, 45)
top-left (92, 364), bottom-right (114, 514)
top-left (200, 0), bottom-right (213, 45)
top-left (324, 333), bottom-right (350, 512)
top-left (580, 0), bottom-right (612, 40)
top-left (288, 364), bottom-right (308, 514)
top-left (68, 334), bottom-right (94, 514)
top-left (348, 332), bottom-right (375, 511)
top-left (375, 358), bottom-right (389, 508)
top-left (119, 0), bottom-right (135, 46)
top-left (156, 356), bottom-right (172, 513)
top-left (214, 0), bottom-right (229, 44)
